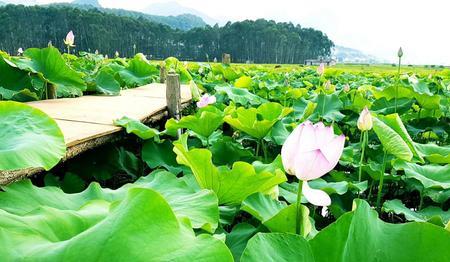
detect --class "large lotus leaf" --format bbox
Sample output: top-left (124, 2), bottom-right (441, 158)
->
top-left (165, 105), bottom-right (224, 138)
top-left (376, 113), bottom-right (423, 162)
top-left (165, 57), bottom-right (193, 83)
top-left (393, 160), bottom-right (450, 190)
top-left (0, 171), bottom-right (218, 232)
top-left (226, 223), bottom-right (260, 261)
top-left (142, 139), bottom-right (186, 175)
top-left (310, 93), bottom-right (345, 122)
top-left (414, 143), bottom-right (450, 164)
top-left (309, 199), bottom-right (450, 261)
top-left (173, 134), bottom-right (286, 205)
top-left (210, 136), bottom-right (254, 165)
top-left (14, 47), bottom-right (86, 97)
top-left (235, 76), bottom-right (253, 88)
top-left (0, 187), bottom-right (232, 261)
top-left (0, 101), bottom-right (66, 171)
top-left (114, 116), bottom-right (160, 140)
top-left (0, 56), bottom-right (39, 100)
top-left (372, 115), bottom-right (413, 161)
top-left (215, 85), bottom-right (268, 106)
top-left (0, 87), bottom-right (39, 102)
top-left (415, 93), bottom-right (441, 110)
top-left (224, 102), bottom-right (293, 139)
top-left (94, 69), bottom-right (121, 95)
top-left (371, 85), bottom-right (414, 100)
top-left (241, 233), bottom-right (314, 262)
top-left (241, 200), bottom-right (450, 262)
top-left (118, 54), bottom-right (159, 87)
top-left (371, 97), bottom-right (413, 115)
top-left (383, 199), bottom-right (450, 226)
top-left (241, 193), bottom-right (311, 236)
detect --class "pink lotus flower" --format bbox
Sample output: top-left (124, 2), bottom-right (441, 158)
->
top-left (196, 94), bottom-right (216, 108)
top-left (64, 31), bottom-right (75, 47)
top-left (317, 63), bottom-right (325, 76)
top-left (281, 121), bottom-right (345, 206)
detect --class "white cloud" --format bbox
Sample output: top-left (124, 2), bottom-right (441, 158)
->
top-left (32, 0), bottom-right (450, 65)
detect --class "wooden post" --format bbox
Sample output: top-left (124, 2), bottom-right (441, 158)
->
top-left (46, 82), bottom-right (57, 99)
top-left (222, 53), bottom-right (231, 64)
top-left (166, 72), bottom-right (181, 120)
top-left (159, 62), bottom-right (166, 83)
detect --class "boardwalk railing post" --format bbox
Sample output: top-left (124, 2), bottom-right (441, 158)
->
top-left (159, 62), bottom-right (166, 83)
top-left (222, 53), bottom-right (231, 64)
top-left (46, 82), bottom-right (57, 99)
top-left (166, 71), bottom-right (181, 121)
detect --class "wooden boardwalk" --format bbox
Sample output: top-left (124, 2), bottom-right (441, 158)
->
top-left (0, 83), bottom-right (191, 185)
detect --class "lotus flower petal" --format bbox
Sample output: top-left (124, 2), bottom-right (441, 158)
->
top-left (302, 182), bottom-right (331, 207)
top-left (281, 121), bottom-right (345, 181)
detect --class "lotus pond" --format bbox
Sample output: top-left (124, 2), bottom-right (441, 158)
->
top-left (0, 48), bottom-right (449, 261)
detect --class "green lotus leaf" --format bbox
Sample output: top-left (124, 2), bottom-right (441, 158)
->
top-left (165, 57), bottom-right (193, 83)
top-left (14, 47), bottom-right (86, 97)
top-left (224, 102), bottom-right (293, 139)
top-left (393, 160), bottom-right (450, 190)
top-left (215, 85), bottom-right (268, 106)
top-left (165, 105), bottom-right (224, 138)
top-left (383, 199), bottom-right (450, 226)
top-left (235, 76), bottom-right (253, 88)
top-left (0, 186), bottom-right (232, 261)
top-left (241, 193), bottom-right (311, 236)
top-left (225, 223), bottom-right (260, 261)
top-left (414, 143), bottom-right (450, 164)
top-left (173, 134), bottom-right (286, 205)
top-left (118, 54), bottom-right (159, 87)
top-left (372, 115), bottom-right (413, 161)
top-left (376, 113), bottom-right (423, 162)
top-left (0, 101), bottom-right (66, 171)
top-left (310, 93), bottom-right (345, 122)
top-left (114, 116), bottom-right (160, 140)
top-left (142, 139), bottom-right (186, 174)
top-left (0, 170), bottom-right (218, 232)
top-left (242, 200), bottom-right (450, 262)
top-left (94, 68), bottom-right (121, 95)
top-left (241, 233), bottom-right (314, 262)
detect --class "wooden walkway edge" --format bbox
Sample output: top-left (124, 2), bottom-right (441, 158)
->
top-left (0, 83), bottom-right (191, 185)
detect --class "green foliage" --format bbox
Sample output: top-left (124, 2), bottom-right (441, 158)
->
top-left (0, 101), bottom-right (66, 171)
top-left (224, 102), bottom-right (293, 139)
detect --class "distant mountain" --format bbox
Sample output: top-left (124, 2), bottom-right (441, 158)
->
top-left (144, 1), bottom-right (220, 25)
top-left (47, 2), bottom-right (207, 30)
top-left (333, 46), bottom-right (383, 64)
top-left (72, 0), bottom-right (100, 8)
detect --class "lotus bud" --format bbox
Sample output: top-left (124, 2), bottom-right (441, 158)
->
top-left (196, 94), bottom-right (216, 108)
top-left (357, 107), bottom-right (373, 131)
top-left (343, 84), bottom-right (350, 93)
top-left (317, 63), bottom-right (325, 76)
top-left (17, 48), bottom-right (23, 55)
top-left (105, 55), bottom-right (109, 59)
top-left (324, 80), bottom-right (331, 91)
top-left (64, 31), bottom-right (75, 47)
top-left (115, 51), bottom-right (120, 58)
top-left (95, 50), bottom-right (99, 55)
top-left (398, 47), bottom-right (403, 58)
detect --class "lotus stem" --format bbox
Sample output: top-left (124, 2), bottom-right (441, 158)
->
top-left (418, 190), bottom-right (424, 211)
top-left (376, 150), bottom-right (388, 212)
top-left (296, 180), bottom-right (304, 235)
top-left (261, 139), bottom-right (268, 163)
top-left (358, 131), bottom-right (368, 183)
top-left (395, 55), bottom-right (402, 113)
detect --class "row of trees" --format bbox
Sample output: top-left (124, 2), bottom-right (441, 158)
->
top-left (0, 5), bottom-right (334, 63)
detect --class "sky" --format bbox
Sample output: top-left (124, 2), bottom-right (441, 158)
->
top-left (16, 0), bottom-right (450, 65)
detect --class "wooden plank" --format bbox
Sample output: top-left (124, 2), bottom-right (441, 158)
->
top-left (0, 83), bottom-right (191, 185)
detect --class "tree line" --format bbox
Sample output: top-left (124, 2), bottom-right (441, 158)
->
top-left (0, 5), bottom-right (334, 63)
